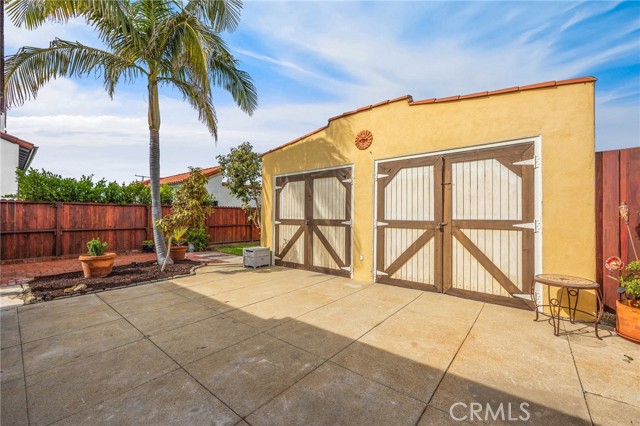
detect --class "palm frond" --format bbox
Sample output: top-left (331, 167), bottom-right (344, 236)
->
top-left (157, 11), bottom-right (213, 88)
top-left (5, 39), bottom-right (144, 106)
top-left (208, 40), bottom-right (258, 115)
top-left (186, 0), bottom-right (243, 32)
top-left (162, 76), bottom-right (218, 139)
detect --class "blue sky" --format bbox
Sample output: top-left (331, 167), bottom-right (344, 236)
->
top-left (5, 1), bottom-right (640, 183)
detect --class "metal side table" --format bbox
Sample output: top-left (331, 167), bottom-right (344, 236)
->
top-left (531, 274), bottom-right (604, 339)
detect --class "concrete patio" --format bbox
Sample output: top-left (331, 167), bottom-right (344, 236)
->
top-left (1, 264), bottom-right (638, 425)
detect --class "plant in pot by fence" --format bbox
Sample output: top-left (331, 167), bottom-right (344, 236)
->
top-left (605, 202), bottom-right (640, 344)
top-left (142, 240), bottom-right (155, 253)
top-left (154, 168), bottom-right (212, 270)
top-left (155, 224), bottom-right (189, 264)
top-left (78, 237), bottom-right (116, 278)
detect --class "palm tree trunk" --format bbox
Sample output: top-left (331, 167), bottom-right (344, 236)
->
top-left (148, 77), bottom-right (171, 265)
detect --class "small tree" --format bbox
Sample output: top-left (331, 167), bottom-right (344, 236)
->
top-left (217, 142), bottom-right (262, 228)
top-left (155, 168), bottom-right (213, 271)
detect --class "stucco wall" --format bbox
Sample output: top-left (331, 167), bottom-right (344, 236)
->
top-left (261, 82), bottom-right (596, 287)
top-left (0, 141), bottom-right (19, 197)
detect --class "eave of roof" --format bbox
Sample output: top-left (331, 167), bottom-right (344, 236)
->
top-left (1, 132), bottom-right (36, 150)
top-left (1, 132), bottom-right (39, 170)
top-left (144, 166), bottom-right (222, 185)
top-left (262, 77), bottom-right (597, 157)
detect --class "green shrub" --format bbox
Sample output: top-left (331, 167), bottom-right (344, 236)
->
top-left (187, 227), bottom-right (210, 251)
top-left (7, 169), bottom-right (174, 205)
top-left (620, 260), bottom-right (640, 301)
top-left (87, 238), bottom-right (108, 256)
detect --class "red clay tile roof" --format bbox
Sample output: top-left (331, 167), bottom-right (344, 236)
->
top-left (262, 77), bottom-right (597, 157)
top-left (1, 132), bottom-right (35, 150)
top-left (144, 166), bottom-right (222, 185)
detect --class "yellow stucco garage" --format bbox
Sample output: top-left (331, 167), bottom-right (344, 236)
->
top-left (261, 77), bottom-right (596, 309)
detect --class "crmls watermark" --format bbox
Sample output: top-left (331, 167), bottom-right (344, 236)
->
top-left (449, 402), bottom-right (531, 422)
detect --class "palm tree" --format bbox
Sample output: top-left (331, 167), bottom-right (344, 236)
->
top-left (4, 0), bottom-right (257, 264)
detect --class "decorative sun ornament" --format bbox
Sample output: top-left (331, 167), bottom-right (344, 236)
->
top-left (605, 256), bottom-right (624, 271)
top-left (355, 130), bottom-right (373, 150)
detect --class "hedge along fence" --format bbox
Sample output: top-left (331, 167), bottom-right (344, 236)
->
top-left (0, 201), bottom-right (260, 261)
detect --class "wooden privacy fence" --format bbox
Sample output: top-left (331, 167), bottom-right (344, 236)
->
top-left (596, 147), bottom-right (640, 312)
top-left (0, 201), bottom-right (260, 261)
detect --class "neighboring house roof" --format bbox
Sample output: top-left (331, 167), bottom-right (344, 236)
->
top-left (262, 76), bottom-right (597, 157)
top-left (1, 132), bottom-right (39, 170)
top-left (144, 166), bottom-right (223, 185)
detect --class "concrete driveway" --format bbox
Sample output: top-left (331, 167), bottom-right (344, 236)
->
top-left (1, 264), bottom-right (638, 425)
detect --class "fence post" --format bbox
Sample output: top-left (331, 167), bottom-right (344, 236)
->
top-left (55, 202), bottom-right (63, 256)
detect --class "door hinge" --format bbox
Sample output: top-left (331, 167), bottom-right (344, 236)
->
top-left (274, 221), bottom-right (282, 225)
top-left (376, 221), bottom-right (388, 227)
top-left (376, 173), bottom-right (389, 179)
top-left (340, 266), bottom-right (352, 272)
top-left (341, 221), bottom-right (352, 226)
top-left (513, 219), bottom-right (541, 233)
top-left (376, 270), bottom-right (388, 276)
top-left (273, 256), bottom-right (281, 260)
top-left (274, 186), bottom-right (283, 190)
top-left (512, 155), bottom-right (540, 169)
top-left (341, 178), bottom-right (352, 183)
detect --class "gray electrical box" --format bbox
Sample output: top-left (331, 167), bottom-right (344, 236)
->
top-left (243, 247), bottom-right (271, 268)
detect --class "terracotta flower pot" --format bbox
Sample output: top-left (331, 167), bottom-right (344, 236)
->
top-left (169, 245), bottom-right (187, 261)
top-left (616, 299), bottom-right (640, 344)
top-left (78, 253), bottom-right (116, 278)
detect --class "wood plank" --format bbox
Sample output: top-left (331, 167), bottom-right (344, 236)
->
top-left (446, 288), bottom-right (532, 310)
top-left (451, 220), bottom-right (525, 230)
top-left (495, 155), bottom-right (524, 178)
top-left (377, 276), bottom-right (439, 292)
top-left (599, 150), bottom-right (621, 310)
top-left (312, 225), bottom-right (345, 268)
top-left (442, 158), bottom-right (452, 293)
top-left (433, 156), bottom-right (444, 292)
top-left (521, 144), bottom-right (535, 294)
top-left (452, 227), bottom-right (521, 295)
top-left (304, 176), bottom-right (313, 268)
top-left (385, 229), bottom-right (434, 277)
top-left (383, 220), bottom-right (436, 229)
top-left (277, 225), bottom-right (304, 259)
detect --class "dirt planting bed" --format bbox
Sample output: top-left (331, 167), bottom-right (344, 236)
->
top-left (28, 260), bottom-right (208, 300)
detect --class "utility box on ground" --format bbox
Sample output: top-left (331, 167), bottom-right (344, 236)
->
top-left (243, 247), bottom-right (271, 268)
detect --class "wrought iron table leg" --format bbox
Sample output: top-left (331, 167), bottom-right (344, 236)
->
top-left (567, 288), bottom-right (579, 324)
top-left (550, 285), bottom-right (563, 337)
top-left (594, 289), bottom-right (604, 339)
top-left (531, 279), bottom-right (539, 321)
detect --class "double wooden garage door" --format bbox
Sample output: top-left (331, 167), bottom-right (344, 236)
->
top-left (376, 143), bottom-right (535, 306)
top-left (274, 168), bottom-right (352, 277)
top-left (274, 143), bottom-right (535, 306)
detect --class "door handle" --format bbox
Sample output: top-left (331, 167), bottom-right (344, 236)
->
top-left (437, 222), bottom-right (447, 231)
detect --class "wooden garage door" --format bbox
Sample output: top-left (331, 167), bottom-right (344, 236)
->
top-left (376, 143), bottom-right (535, 307)
top-left (274, 167), bottom-right (352, 277)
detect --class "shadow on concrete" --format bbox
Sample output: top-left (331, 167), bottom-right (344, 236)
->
top-left (2, 263), bottom-right (610, 426)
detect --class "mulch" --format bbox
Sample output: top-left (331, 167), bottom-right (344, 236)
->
top-left (29, 260), bottom-right (206, 300)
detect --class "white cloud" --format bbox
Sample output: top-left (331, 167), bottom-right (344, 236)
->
top-left (4, 1), bottom-right (638, 183)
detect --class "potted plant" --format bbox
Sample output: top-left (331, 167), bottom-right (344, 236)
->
top-left (142, 240), bottom-right (155, 253)
top-left (606, 257), bottom-right (640, 343)
top-left (78, 237), bottom-right (116, 278)
top-left (604, 202), bottom-right (640, 343)
top-left (168, 227), bottom-right (189, 261)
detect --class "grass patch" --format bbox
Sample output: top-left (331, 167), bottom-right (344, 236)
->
top-left (210, 241), bottom-right (259, 256)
